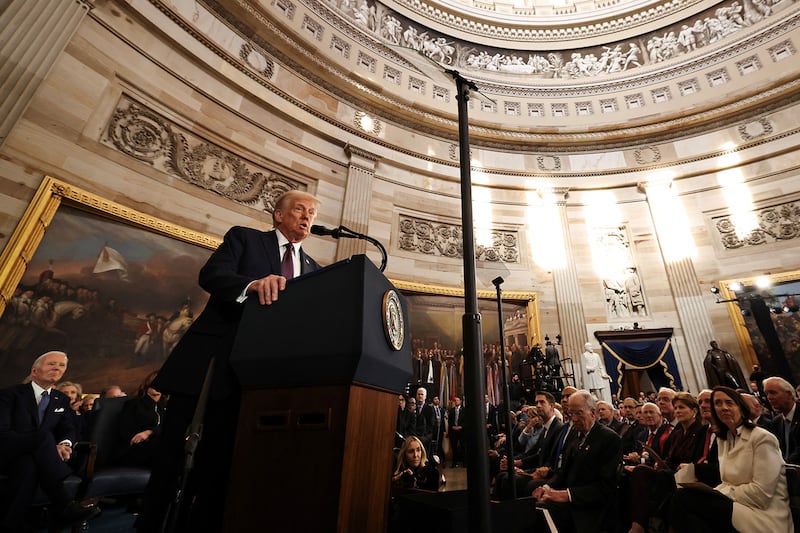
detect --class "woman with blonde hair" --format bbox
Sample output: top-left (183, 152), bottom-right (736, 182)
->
top-left (392, 436), bottom-right (439, 491)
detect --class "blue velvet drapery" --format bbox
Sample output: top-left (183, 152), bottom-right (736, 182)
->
top-left (600, 337), bottom-right (683, 394)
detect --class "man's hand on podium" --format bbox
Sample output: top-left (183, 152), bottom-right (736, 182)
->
top-left (249, 274), bottom-right (288, 305)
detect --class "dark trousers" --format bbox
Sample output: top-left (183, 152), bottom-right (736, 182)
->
top-left (0, 430), bottom-right (71, 529)
top-left (669, 485), bottom-right (735, 533)
top-left (449, 428), bottom-right (464, 465)
top-left (628, 464), bottom-right (676, 528)
top-left (137, 392), bottom-right (240, 532)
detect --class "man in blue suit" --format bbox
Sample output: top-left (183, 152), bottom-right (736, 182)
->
top-left (0, 351), bottom-right (99, 531)
top-left (138, 190), bottom-right (322, 532)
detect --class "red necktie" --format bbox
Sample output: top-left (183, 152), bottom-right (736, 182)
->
top-left (646, 432), bottom-right (654, 447)
top-left (659, 423), bottom-right (673, 449)
top-left (281, 243), bottom-right (294, 280)
top-left (697, 427), bottom-right (713, 464)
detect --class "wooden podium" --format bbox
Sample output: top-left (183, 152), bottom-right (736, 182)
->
top-left (224, 255), bottom-right (412, 532)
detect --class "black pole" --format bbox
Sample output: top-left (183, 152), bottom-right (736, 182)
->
top-left (492, 276), bottom-right (516, 500)
top-left (451, 72), bottom-right (491, 533)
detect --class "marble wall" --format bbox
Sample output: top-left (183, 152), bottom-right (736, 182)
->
top-left (0, 0), bottom-right (799, 393)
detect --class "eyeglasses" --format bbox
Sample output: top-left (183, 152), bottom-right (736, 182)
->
top-left (567, 410), bottom-right (586, 417)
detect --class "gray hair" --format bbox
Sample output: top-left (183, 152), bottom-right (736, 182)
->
top-left (641, 401), bottom-right (661, 415)
top-left (32, 350), bottom-right (68, 369)
top-left (572, 389), bottom-right (597, 411)
top-left (764, 376), bottom-right (798, 399)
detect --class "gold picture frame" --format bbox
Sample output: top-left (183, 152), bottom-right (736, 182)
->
top-left (391, 279), bottom-right (540, 351)
top-left (0, 176), bottom-right (220, 316)
top-left (0, 175), bottom-right (221, 392)
top-left (719, 270), bottom-right (800, 382)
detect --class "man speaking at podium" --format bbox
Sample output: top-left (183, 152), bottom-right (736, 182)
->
top-left (138, 190), bottom-right (321, 532)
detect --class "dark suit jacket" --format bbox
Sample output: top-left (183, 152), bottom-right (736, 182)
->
top-left (154, 227), bottom-right (320, 398)
top-left (520, 416), bottom-right (565, 470)
top-left (767, 404), bottom-right (800, 463)
top-left (0, 383), bottom-right (75, 479)
top-left (662, 419), bottom-right (707, 470)
top-left (416, 404), bottom-right (435, 441)
top-left (550, 422), bottom-right (622, 533)
top-left (619, 420), bottom-right (648, 455)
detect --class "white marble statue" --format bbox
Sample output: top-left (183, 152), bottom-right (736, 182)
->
top-left (582, 342), bottom-right (612, 401)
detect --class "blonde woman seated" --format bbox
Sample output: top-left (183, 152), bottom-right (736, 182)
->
top-left (669, 386), bottom-right (793, 533)
top-left (392, 436), bottom-right (440, 492)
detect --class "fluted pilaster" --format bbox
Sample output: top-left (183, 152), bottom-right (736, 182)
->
top-left (0, 0), bottom-right (93, 147)
top-left (641, 182), bottom-right (713, 392)
top-left (550, 189), bottom-right (589, 383)
top-left (337, 144), bottom-right (378, 261)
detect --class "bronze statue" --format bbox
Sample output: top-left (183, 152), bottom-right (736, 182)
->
top-left (703, 340), bottom-right (747, 389)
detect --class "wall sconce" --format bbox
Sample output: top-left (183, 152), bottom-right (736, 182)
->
top-left (710, 286), bottom-right (739, 304)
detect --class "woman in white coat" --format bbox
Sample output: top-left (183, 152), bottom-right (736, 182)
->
top-left (669, 386), bottom-right (793, 533)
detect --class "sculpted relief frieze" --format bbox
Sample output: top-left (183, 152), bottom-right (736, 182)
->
top-left (101, 96), bottom-right (308, 213)
top-left (714, 199), bottom-right (800, 249)
top-left (398, 214), bottom-right (520, 263)
top-left (311, 0), bottom-right (797, 81)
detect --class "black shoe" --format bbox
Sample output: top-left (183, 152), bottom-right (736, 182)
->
top-left (55, 501), bottom-right (101, 526)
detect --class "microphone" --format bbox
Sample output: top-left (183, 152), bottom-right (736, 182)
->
top-left (310, 224), bottom-right (388, 272)
top-left (310, 224), bottom-right (341, 238)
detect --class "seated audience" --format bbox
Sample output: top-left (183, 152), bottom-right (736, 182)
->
top-left (532, 389), bottom-right (621, 533)
top-left (116, 371), bottom-right (167, 468)
top-left (625, 402), bottom-right (669, 466)
top-left (0, 351), bottom-right (100, 530)
top-left (496, 392), bottom-right (567, 500)
top-left (392, 436), bottom-right (440, 492)
top-left (670, 386), bottom-right (793, 533)
top-left (693, 389), bottom-right (721, 487)
top-left (620, 397), bottom-right (647, 456)
top-left (627, 392), bottom-right (706, 533)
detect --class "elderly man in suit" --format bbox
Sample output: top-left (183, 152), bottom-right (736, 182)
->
top-left (763, 376), bottom-right (800, 463)
top-left (0, 351), bottom-right (99, 531)
top-left (138, 190), bottom-right (322, 532)
top-left (533, 389), bottom-right (622, 533)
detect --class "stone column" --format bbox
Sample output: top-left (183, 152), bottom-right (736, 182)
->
top-left (337, 144), bottom-right (378, 261)
top-left (640, 182), bottom-right (713, 392)
top-left (0, 0), bottom-right (93, 147)
top-left (549, 189), bottom-right (589, 385)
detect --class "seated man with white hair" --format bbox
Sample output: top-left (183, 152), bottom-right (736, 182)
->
top-left (532, 389), bottom-right (621, 533)
top-left (0, 351), bottom-right (100, 530)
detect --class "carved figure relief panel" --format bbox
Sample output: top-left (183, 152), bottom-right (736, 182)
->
top-left (590, 224), bottom-right (648, 320)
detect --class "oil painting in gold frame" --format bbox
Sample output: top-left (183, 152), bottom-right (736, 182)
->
top-left (0, 176), bottom-right (220, 393)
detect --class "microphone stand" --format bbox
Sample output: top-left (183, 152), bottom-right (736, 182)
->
top-left (492, 276), bottom-right (516, 499)
top-left (316, 225), bottom-right (388, 272)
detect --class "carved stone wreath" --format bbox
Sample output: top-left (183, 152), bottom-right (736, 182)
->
top-left (398, 215), bottom-right (519, 263)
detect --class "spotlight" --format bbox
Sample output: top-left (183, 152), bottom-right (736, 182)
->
top-left (755, 276), bottom-right (772, 289)
top-left (770, 307), bottom-right (783, 314)
top-left (728, 282), bottom-right (743, 292)
top-left (784, 305), bottom-right (791, 314)
top-left (741, 309), bottom-right (752, 317)
top-left (710, 287), bottom-right (720, 295)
